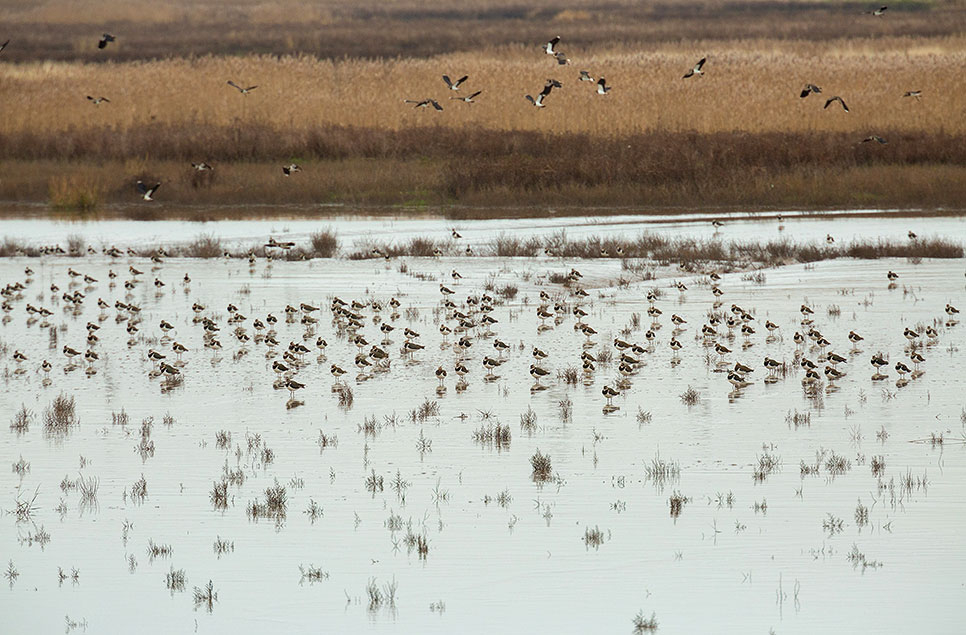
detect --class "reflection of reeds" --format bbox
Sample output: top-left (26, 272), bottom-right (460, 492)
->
top-left (166, 567), bottom-right (186, 593)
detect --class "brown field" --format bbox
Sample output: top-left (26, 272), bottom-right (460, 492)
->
top-left (1, 0), bottom-right (965, 211)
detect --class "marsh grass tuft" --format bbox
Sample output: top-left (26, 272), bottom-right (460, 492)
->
top-left (679, 386), bottom-right (700, 406)
top-left (43, 393), bottom-right (79, 437)
top-left (310, 229), bottom-right (339, 258)
top-left (165, 567), bottom-right (186, 593)
top-left (530, 448), bottom-right (552, 481)
top-left (10, 405), bottom-right (32, 435)
top-left (633, 611), bottom-right (659, 633)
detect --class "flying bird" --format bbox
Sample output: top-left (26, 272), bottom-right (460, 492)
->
top-left (86, 96), bottom-right (110, 105)
top-left (683, 57), bottom-right (706, 78)
top-left (442, 75), bottom-right (468, 90)
top-left (405, 99), bottom-right (443, 110)
top-left (282, 164), bottom-right (301, 176)
top-left (579, 70), bottom-right (594, 82)
top-left (596, 78), bottom-right (611, 95)
top-left (136, 180), bottom-right (161, 201)
top-left (545, 36), bottom-right (561, 56)
top-left (192, 162), bottom-right (213, 171)
top-left (526, 83), bottom-right (554, 108)
top-left (0, 40), bottom-right (9, 54)
top-left (867, 6), bottom-right (887, 16)
top-left (98, 34), bottom-right (115, 49)
top-left (824, 96), bottom-right (850, 112)
top-left (903, 90), bottom-right (922, 101)
top-left (450, 90), bottom-right (482, 103)
top-left (554, 52), bottom-right (570, 66)
top-left (800, 83), bottom-right (822, 98)
top-left (861, 135), bottom-right (887, 144)
top-left (227, 80), bottom-right (258, 95)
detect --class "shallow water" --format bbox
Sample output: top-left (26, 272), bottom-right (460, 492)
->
top-left (1, 218), bottom-right (965, 633)
top-left (2, 208), bottom-right (964, 253)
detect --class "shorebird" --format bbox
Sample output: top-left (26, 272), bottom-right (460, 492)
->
top-left (887, 270), bottom-right (898, 281)
top-left (907, 231), bottom-right (917, 240)
top-left (227, 80), bottom-right (258, 95)
top-left (545, 36), bottom-right (561, 56)
top-left (0, 40), bottom-right (8, 54)
top-left (442, 75), bottom-right (468, 90)
top-left (136, 181), bottom-right (161, 201)
top-left (526, 82), bottom-right (554, 108)
top-left (579, 70), bottom-right (594, 82)
top-left (98, 34), bottom-right (115, 49)
top-left (87, 96), bottom-right (110, 105)
top-left (800, 84), bottom-right (822, 98)
top-left (867, 6), bottom-right (887, 16)
top-left (451, 90), bottom-right (482, 103)
top-left (903, 90), bottom-right (922, 101)
top-left (596, 78), bottom-right (610, 95)
top-left (192, 162), bottom-right (213, 171)
top-left (862, 135), bottom-right (887, 144)
top-left (282, 164), bottom-right (301, 176)
top-left (405, 99), bottom-right (443, 110)
top-left (824, 96), bottom-right (849, 112)
top-left (683, 57), bottom-right (706, 78)
top-left (601, 385), bottom-right (619, 406)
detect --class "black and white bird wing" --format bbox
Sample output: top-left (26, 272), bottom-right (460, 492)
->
top-left (597, 78), bottom-right (608, 93)
top-left (227, 80), bottom-right (243, 92)
top-left (146, 182), bottom-right (161, 196)
top-left (539, 82), bottom-right (554, 98)
top-left (694, 57), bottom-right (707, 72)
top-left (555, 52), bottom-right (569, 65)
top-left (454, 75), bottom-right (468, 88)
top-left (545, 36), bottom-right (560, 55)
top-left (136, 180), bottom-right (148, 194)
top-left (824, 96), bottom-right (849, 112)
top-left (0, 40), bottom-right (9, 54)
top-left (442, 75), bottom-right (453, 88)
top-left (430, 100), bottom-right (443, 111)
top-left (467, 91), bottom-right (482, 100)
top-left (525, 94), bottom-right (536, 106)
top-left (244, 85), bottom-right (258, 92)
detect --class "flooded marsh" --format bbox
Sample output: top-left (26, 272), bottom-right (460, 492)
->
top-left (1, 215), bottom-right (965, 633)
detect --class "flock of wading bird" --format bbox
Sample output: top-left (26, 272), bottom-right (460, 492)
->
top-left (0, 5), bottom-right (924, 202)
top-left (1, 230), bottom-right (960, 412)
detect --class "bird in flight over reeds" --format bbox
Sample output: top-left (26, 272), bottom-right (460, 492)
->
top-left (526, 82), bottom-right (554, 108)
top-left (579, 70), bottom-right (594, 82)
top-left (405, 99), bottom-right (443, 110)
top-left (282, 164), bottom-right (301, 176)
top-left (903, 90), bottom-right (922, 101)
top-left (683, 57), bottom-right (707, 78)
top-left (442, 75), bottom-right (468, 90)
top-left (596, 78), bottom-right (611, 95)
top-left (98, 34), bottom-right (115, 49)
top-left (227, 80), bottom-right (258, 95)
top-left (136, 180), bottom-right (161, 201)
top-left (451, 91), bottom-right (482, 103)
top-left (867, 6), bottom-right (887, 16)
top-left (545, 36), bottom-right (561, 56)
top-left (192, 162), bottom-right (213, 171)
top-left (861, 135), bottom-right (887, 144)
top-left (86, 96), bottom-right (110, 105)
top-left (0, 40), bottom-right (9, 54)
top-left (824, 96), bottom-right (850, 112)
top-left (554, 52), bottom-right (570, 65)
top-left (800, 83), bottom-right (822, 98)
